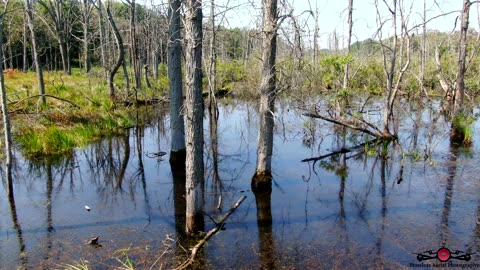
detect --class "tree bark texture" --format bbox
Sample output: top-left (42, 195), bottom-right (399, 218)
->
top-left (254, 0), bottom-right (278, 188)
top-left (106, 4), bottom-right (125, 98)
top-left (129, 0), bottom-right (141, 89)
top-left (342, 0), bottom-right (353, 89)
top-left (184, 0), bottom-right (205, 235)
top-left (208, 0), bottom-right (217, 101)
top-left (96, 0), bottom-right (107, 77)
top-left (0, 13), bottom-right (13, 195)
top-left (22, 10), bottom-right (28, 72)
top-left (25, 0), bottom-right (46, 105)
top-left (82, 0), bottom-right (92, 73)
top-left (168, 0), bottom-right (186, 153)
top-left (453, 0), bottom-right (470, 116)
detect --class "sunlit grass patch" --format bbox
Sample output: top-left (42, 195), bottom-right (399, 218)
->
top-left (16, 110), bottom-right (133, 158)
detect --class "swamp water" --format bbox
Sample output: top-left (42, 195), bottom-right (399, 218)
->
top-left (1, 99), bottom-right (480, 269)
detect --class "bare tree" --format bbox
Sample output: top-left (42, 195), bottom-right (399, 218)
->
top-left (168, 0), bottom-right (186, 161)
top-left (92, 0), bottom-right (107, 77)
top-left (80, 0), bottom-right (94, 73)
top-left (125, 0), bottom-right (142, 89)
top-left (375, 0), bottom-right (411, 136)
top-left (37, 0), bottom-right (74, 75)
top-left (105, 3), bottom-right (125, 98)
top-left (25, 0), bottom-right (45, 105)
top-left (22, 9), bottom-right (28, 72)
top-left (184, 0), bottom-right (205, 235)
top-left (252, 0), bottom-right (278, 191)
top-left (0, 1), bottom-right (13, 195)
top-left (449, 0), bottom-right (472, 143)
top-left (453, 0), bottom-right (470, 116)
top-left (342, 0), bottom-right (353, 89)
top-left (207, 0), bottom-right (217, 104)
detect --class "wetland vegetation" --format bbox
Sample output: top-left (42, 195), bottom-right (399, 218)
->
top-left (1, 0), bottom-right (480, 269)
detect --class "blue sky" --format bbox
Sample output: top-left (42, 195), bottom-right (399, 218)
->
top-left (212, 0), bottom-right (467, 48)
top-left (155, 0), bottom-right (471, 48)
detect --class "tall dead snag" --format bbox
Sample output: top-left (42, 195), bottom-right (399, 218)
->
top-left (450, 0), bottom-right (471, 143)
top-left (0, 3), bottom-right (13, 196)
top-left (453, 0), bottom-right (470, 116)
top-left (25, 0), bottom-right (45, 105)
top-left (168, 0), bottom-right (186, 165)
top-left (252, 0), bottom-right (278, 191)
top-left (375, 0), bottom-right (411, 136)
top-left (207, 0), bottom-right (217, 106)
top-left (105, 4), bottom-right (125, 99)
top-left (81, 0), bottom-right (94, 73)
top-left (184, 0), bottom-right (205, 235)
top-left (126, 0), bottom-right (141, 89)
top-left (22, 8), bottom-right (28, 72)
top-left (342, 0), bottom-right (353, 89)
top-left (93, 0), bottom-right (107, 78)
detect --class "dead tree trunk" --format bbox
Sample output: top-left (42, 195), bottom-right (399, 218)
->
top-left (38, 0), bottom-right (71, 75)
top-left (25, 0), bottom-right (45, 105)
top-left (252, 0), bottom-right (278, 191)
top-left (94, 0), bottom-right (107, 78)
top-left (376, 0), bottom-right (411, 137)
top-left (168, 0), bottom-right (186, 160)
top-left (420, 0), bottom-right (427, 95)
top-left (144, 65), bottom-right (151, 89)
top-left (208, 0), bottom-right (217, 104)
top-left (0, 9), bottom-right (13, 195)
top-left (127, 0), bottom-right (141, 89)
top-left (122, 60), bottom-right (130, 94)
top-left (22, 9), bottom-right (28, 72)
top-left (82, 0), bottom-right (93, 73)
top-left (453, 0), bottom-right (470, 116)
top-left (105, 4), bottom-right (125, 99)
top-left (184, 0), bottom-right (205, 235)
top-left (450, 0), bottom-right (471, 143)
top-left (342, 0), bottom-right (353, 89)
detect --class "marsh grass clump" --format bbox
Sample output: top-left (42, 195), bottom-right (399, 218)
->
top-left (450, 113), bottom-right (475, 146)
top-left (16, 110), bottom-right (134, 158)
top-left (4, 70), bottom-right (141, 158)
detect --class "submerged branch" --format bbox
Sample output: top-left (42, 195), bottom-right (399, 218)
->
top-left (301, 138), bottom-right (380, 162)
top-left (175, 195), bottom-right (247, 270)
top-left (303, 112), bottom-right (380, 137)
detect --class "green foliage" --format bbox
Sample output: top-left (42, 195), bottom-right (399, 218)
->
top-left (318, 55), bottom-right (354, 90)
top-left (217, 60), bottom-right (245, 88)
top-left (114, 248), bottom-right (135, 270)
top-left (348, 58), bottom-right (384, 95)
top-left (8, 70), bottom-right (135, 158)
top-left (451, 113), bottom-right (475, 145)
top-left (404, 150), bottom-right (422, 162)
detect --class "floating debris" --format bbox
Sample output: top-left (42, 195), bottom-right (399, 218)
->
top-left (146, 151), bottom-right (167, 158)
top-left (87, 236), bottom-right (99, 245)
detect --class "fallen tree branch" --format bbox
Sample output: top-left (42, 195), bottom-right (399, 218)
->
top-left (303, 112), bottom-right (380, 137)
top-left (301, 138), bottom-right (380, 162)
top-left (8, 94), bottom-right (80, 108)
top-left (345, 111), bottom-right (383, 134)
top-left (175, 195), bottom-right (247, 270)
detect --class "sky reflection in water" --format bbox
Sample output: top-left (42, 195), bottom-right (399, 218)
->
top-left (1, 100), bottom-right (480, 269)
